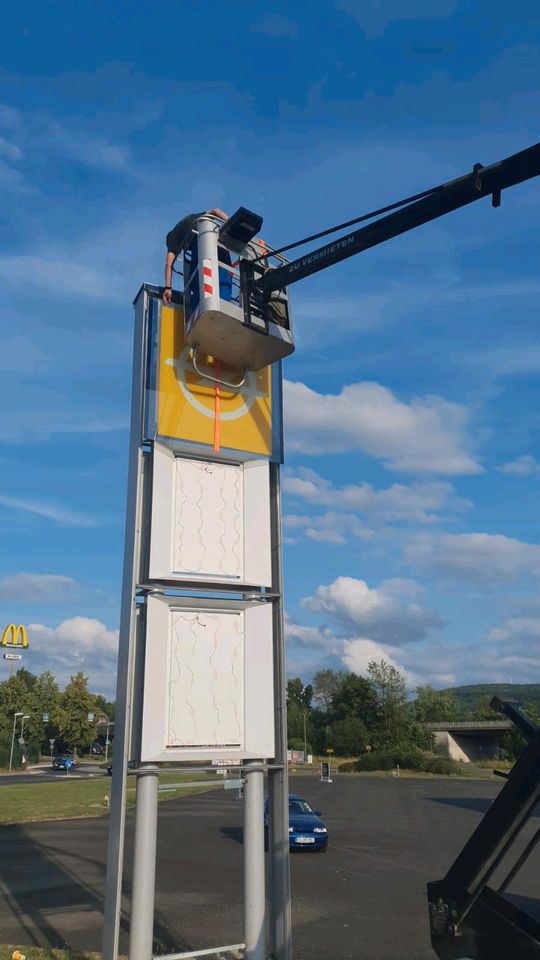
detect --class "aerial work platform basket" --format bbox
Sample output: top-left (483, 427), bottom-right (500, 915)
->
top-left (179, 209), bottom-right (295, 377)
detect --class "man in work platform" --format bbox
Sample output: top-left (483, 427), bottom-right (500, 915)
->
top-left (163, 207), bottom-right (230, 305)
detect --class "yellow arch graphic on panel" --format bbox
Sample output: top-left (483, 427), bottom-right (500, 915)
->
top-left (1, 624), bottom-right (28, 648)
top-left (157, 305), bottom-right (273, 456)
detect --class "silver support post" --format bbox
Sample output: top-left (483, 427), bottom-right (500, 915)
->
top-left (129, 765), bottom-right (160, 960)
top-left (267, 463), bottom-right (292, 960)
top-left (243, 761), bottom-right (266, 960)
top-left (103, 290), bottom-right (150, 960)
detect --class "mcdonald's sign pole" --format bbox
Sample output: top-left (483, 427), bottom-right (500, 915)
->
top-left (2, 624), bottom-right (28, 678)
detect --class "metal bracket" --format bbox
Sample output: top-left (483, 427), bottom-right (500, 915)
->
top-left (473, 162), bottom-right (484, 192)
top-left (190, 344), bottom-right (247, 390)
top-left (473, 162), bottom-right (501, 207)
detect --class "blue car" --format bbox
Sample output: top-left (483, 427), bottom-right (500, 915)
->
top-left (265, 794), bottom-right (328, 851)
top-left (52, 754), bottom-right (76, 772)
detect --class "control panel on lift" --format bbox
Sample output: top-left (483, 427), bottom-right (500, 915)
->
top-left (180, 207), bottom-right (295, 374)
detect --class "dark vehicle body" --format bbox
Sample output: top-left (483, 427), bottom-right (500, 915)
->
top-left (265, 793), bottom-right (328, 851)
top-left (52, 755), bottom-right (76, 771)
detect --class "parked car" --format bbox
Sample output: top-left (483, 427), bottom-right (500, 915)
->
top-left (107, 761), bottom-right (135, 776)
top-left (265, 793), bottom-right (328, 851)
top-left (52, 754), bottom-right (76, 772)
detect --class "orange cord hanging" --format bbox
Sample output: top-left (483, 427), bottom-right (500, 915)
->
top-left (213, 358), bottom-right (221, 453)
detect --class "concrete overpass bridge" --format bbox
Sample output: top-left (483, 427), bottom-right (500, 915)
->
top-left (424, 719), bottom-right (512, 763)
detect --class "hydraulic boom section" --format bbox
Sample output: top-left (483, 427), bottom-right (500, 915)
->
top-left (241, 141), bottom-right (540, 317)
top-left (428, 700), bottom-right (540, 959)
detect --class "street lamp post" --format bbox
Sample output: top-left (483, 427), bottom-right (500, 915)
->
top-left (303, 711), bottom-right (307, 763)
top-left (9, 712), bottom-right (23, 773)
top-left (19, 715), bottom-right (31, 767)
top-left (20, 714), bottom-right (30, 741)
top-left (102, 715), bottom-right (114, 763)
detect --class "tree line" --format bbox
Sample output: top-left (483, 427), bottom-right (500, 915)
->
top-left (287, 659), bottom-right (538, 761)
top-left (0, 668), bottom-right (114, 768)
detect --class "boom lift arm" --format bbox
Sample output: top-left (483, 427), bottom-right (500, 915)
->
top-left (237, 142), bottom-right (540, 959)
top-left (428, 700), bottom-right (540, 959)
top-left (240, 141), bottom-right (540, 308)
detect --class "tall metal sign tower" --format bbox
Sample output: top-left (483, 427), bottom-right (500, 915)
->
top-left (102, 263), bottom-right (292, 960)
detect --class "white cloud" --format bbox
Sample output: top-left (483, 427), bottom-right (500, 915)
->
top-left (497, 455), bottom-right (540, 477)
top-left (283, 379), bottom-right (481, 475)
top-left (283, 466), bottom-right (468, 522)
top-left (0, 495), bottom-right (100, 527)
top-left (0, 207), bottom-right (164, 304)
top-left (286, 581), bottom-right (540, 689)
top-left (336, 0), bottom-right (456, 37)
top-left (0, 573), bottom-right (78, 602)
top-left (0, 136), bottom-right (21, 161)
top-left (487, 615), bottom-right (540, 649)
top-left (0, 406), bottom-right (129, 443)
top-left (302, 575), bottom-right (442, 644)
top-left (0, 255), bottom-right (123, 302)
top-left (405, 532), bottom-right (540, 583)
top-left (285, 614), bottom-right (339, 653)
top-left (0, 105), bottom-right (20, 127)
top-left (47, 122), bottom-right (131, 172)
top-left (342, 637), bottom-right (418, 686)
top-left (251, 14), bottom-right (298, 37)
top-left (26, 617), bottom-right (118, 695)
top-left (467, 341), bottom-right (540, 379)
top-left (283, 510), bottom-right (372, 544)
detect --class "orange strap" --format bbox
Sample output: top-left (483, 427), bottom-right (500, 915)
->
top-left (213, 359), bottom-right (221, 453)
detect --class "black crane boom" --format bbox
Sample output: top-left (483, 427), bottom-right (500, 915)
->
top-left (251, 141), bottom-right (540, 296)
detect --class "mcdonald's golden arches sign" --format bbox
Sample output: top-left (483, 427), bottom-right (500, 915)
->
top-left (1, 624), bottom-right (28, 648)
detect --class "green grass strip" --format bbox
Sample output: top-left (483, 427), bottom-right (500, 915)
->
top-left (0, 773), bottom-right (217, 825)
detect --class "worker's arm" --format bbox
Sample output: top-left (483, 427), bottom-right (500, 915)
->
top-left (163, 209), bottom-right (229, 304)
top-left (163, 251), bottom-right (176, 305)
top-left (206, 207), bottom-right (229, 221)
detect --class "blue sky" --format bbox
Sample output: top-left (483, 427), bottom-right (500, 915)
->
top-left (2, 0), bottom-right (540, 696)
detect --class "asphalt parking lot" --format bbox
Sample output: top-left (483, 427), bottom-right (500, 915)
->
top-left (1, 774), bottom-right (539, 959)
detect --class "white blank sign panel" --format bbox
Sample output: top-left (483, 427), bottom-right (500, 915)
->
top-left (140, 595), bottom-right (275, 762)
top-left (149, 444), bottom-right (271, 586)
top-left (167, 609), bottom-right (244, 748)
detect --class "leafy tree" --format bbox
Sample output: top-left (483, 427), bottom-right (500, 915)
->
top-left (287, 678), bottom-right (313, 709)
top-left (522, 700), bottom-right (540, 726)
top-left (367, 659), bottom-right (409, 745)
top-left (331, 672), bottom-right (378, 729)
top-left (312, 669), bottom-right (346, 710)
top-left (0, 668), bottom-right (36, 718)
top-left (94, 694), bottom-right (115, 722)
top-left (287, 700), bottom-right (307, 742)
top-left (55, 673), bottom-right (97, 756)
top-left (24, 671), bottom-right (61, 750)
top-left (327, 717), bottom-right (369, 756)
top-left (473, 696), bottom-right (499, 720)
top-left (286, 678), bottom-right (314, 748)
top-left (500, 699), bottom-right (540, 760)
top-left (413, 684), bottom-right (461, 723)
top-left (407, 719), bottom-right (435, 751)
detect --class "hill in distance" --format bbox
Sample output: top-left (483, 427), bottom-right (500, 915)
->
top-left (442, 683), bottom-right (540, 714)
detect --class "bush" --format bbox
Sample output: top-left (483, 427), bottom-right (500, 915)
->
top-left (353, 747), bottom-right (461, 775)
top-left (326, 717), bottom-right (369, 756)
top-left (0, 738), bottom-right (40, 769)
top-left (423, 756), bottom-right (461, 775)
top-left (354, 745), bottom-right (424, 771)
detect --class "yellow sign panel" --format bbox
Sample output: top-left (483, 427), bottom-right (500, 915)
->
top-left (1, 624), bottom-right (28, 648)
top-left (157, 305), bottom-right (273, 457)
